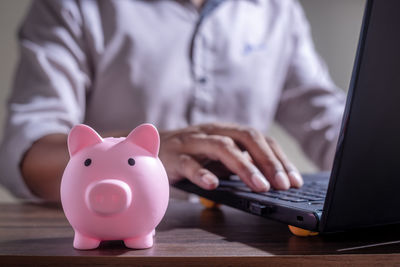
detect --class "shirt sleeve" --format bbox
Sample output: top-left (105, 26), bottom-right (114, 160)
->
top-left (0, 0), bottom-right (90, 200)
top-left (275, 0), bottom-right (346, 170)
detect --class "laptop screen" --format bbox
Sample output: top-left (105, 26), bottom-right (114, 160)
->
top-left (321, 0), bottom-right (400, 232)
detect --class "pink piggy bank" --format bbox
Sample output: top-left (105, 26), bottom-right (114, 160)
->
top-left (60, 123), bottom-right (169, 250)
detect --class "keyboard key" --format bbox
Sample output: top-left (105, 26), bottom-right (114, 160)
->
top-left (278, 196), bottom-right (309, 202)
top-left (308, 201), bottom-right (325, 205)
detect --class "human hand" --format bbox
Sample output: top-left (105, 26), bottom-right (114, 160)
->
top-left (159, 123), bottom-right (303, 192)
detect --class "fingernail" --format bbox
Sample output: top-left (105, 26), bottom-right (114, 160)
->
top-left (289, 171), bottom-right (303, 187)
top-left (201, 174), bottom-right (219, 187)
top-left (275, 171), bottom-right (290, 190)
top-left (251, 173), bottom-right (270, 191)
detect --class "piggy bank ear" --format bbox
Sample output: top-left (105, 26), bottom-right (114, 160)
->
top-left (126, 124), bottom-right (159, 157)
top-left (68, 124), bottom-right (103, 156)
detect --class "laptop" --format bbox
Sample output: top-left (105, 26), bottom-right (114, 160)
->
top-left (174, 0), bottom-right (400, 233)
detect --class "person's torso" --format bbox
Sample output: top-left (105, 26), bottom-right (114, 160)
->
top-left (80, 0), bottom-right (298, 133)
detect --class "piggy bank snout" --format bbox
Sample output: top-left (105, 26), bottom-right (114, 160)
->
top-left (86, 179), bottom-right (132, 216)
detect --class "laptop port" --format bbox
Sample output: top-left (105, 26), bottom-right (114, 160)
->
top-left (248, 202), bottom-right (274, 215)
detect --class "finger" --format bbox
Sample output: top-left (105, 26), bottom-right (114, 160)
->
top-left (265, 137), bottom-right (303, 188)
top-left (203, 160), bottom-right (233, 178)
top-left (200, 124), bottom-right (290, 190)
top-left (177, 154), bottom-right (219, 190)
top-left (180, 134), bottom-right (270, 192)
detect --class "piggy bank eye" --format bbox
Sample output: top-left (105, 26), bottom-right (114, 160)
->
top-left (84, 158), bottom-right (92, 167)
top-left (128, 158), bottom-right (135, 166)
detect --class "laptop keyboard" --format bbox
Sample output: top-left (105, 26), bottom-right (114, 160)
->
top-left (261, 181), bottom-right (327, 203)
top-left (221, 179), bottom-right (328, 204)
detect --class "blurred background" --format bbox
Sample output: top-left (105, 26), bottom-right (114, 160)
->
top-left (0, 0), bottom-right (365, 202)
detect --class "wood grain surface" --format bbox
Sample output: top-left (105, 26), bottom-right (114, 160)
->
top-left (1, 199), bottom-right (400, 266)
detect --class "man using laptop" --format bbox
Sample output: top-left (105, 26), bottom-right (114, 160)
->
top-left (175, 0), bottom-right (400, 233)
top-left (0, 0), bottom-right (345, 201)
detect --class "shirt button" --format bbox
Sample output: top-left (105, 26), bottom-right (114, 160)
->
top-left (198, 77), bottom-right (207, 84)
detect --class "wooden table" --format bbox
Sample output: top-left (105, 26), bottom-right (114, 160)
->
top-left (1, 200), bottom-right (400, 266)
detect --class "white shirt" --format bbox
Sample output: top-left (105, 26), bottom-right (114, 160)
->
top-left (0, 0), bottom-right (345, 199)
